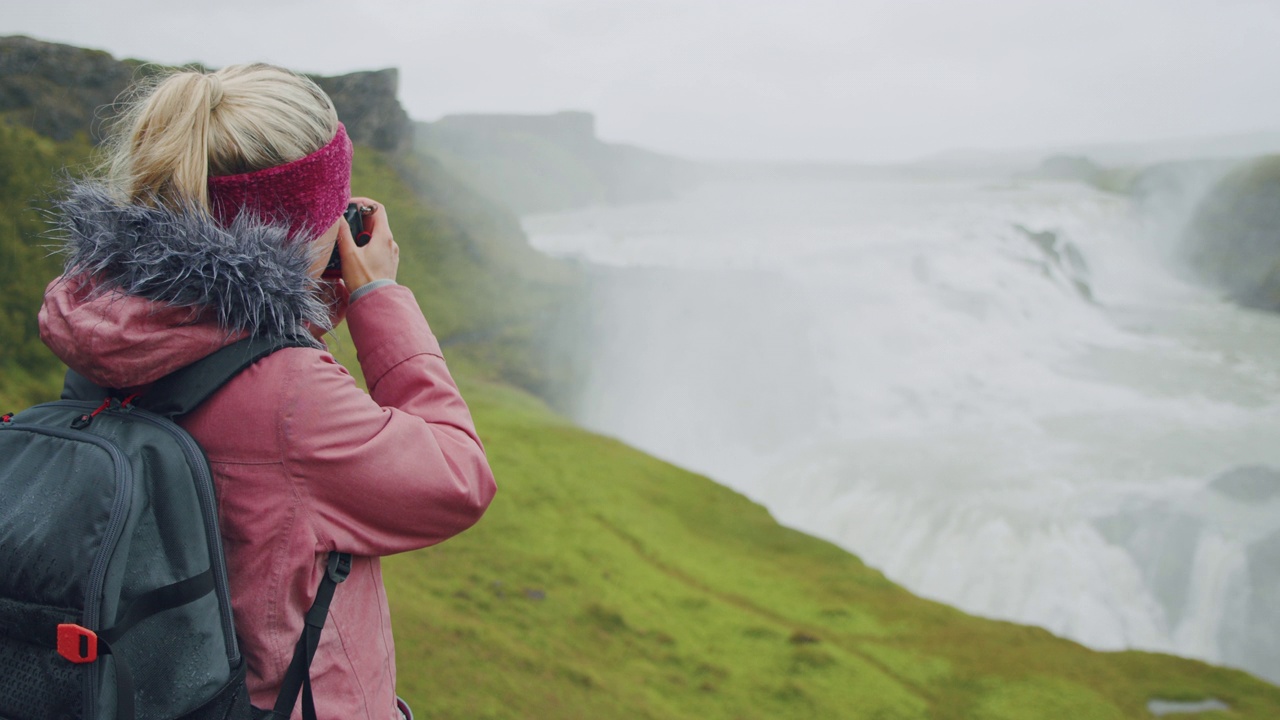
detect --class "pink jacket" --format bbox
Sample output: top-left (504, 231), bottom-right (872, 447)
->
top-left (39, 188), bottom-right (496, 720)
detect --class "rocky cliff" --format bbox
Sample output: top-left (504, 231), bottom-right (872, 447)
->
top-left (311, 68), bottom-right (410, 152)
top-left (0, 35), bottom-right (411, 151)
top-left (0, 36), bottom-right (136, 142)
top-left (417, 111), bottom-right (698, 214)
top-left (1181, 155), bottom-right (1280, 311)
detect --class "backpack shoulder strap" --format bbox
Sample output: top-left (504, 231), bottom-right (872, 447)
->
top-left (61, 335), bottom-right (314, 414)
top-left (260, 551), bottom-right (353, 720)
top-left (139, 335), bottom-right (313, 418)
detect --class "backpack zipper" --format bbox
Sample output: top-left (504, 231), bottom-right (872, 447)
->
top-left (39, 401), bottom-right (242, 665)
top-left (7, 419), bottom-right (134, 720)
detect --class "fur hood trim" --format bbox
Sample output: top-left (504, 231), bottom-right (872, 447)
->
top-left (51, 182), bottom-right (331, 340)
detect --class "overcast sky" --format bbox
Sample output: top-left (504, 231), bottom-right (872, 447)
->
top-left (9, 0), bottom-right (1280, 162)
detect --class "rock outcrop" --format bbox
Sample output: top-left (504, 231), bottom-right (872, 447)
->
top-left (0, 35), bottom-right (411, 151)
top-left (416, 111), bottom-right (697, 214)
top-left (1021, 154), bottom-right (1143, 195)
top-left (1180, 155), bottom-right (1280, 311)
top-left (0, 36), bottom-right (136, 142)
top-left (312, 69), bottom-right (411, 152)
top-left (1013, 223), bottom-right (1094, 301)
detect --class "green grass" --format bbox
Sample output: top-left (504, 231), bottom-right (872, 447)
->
top-left (4, 117), bottom-right (1279, 719)
top-left (376, 379), bottom-right (1280, 719)
top-left (0, 120), bottom-right (93, 409)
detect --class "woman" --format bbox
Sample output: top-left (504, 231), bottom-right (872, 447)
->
top-left (37, 64), bottom-right (496, 719)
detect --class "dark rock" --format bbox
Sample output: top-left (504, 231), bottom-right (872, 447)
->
top-left (1016, 224), bottom-right (1061, 260)
top-left (1012, 224), bottom-right (1094, 302)
top-left (788, 630), bottom-right (820, 645)
top-left (1210, 465), bottom-right (1280, 502)
top-left (1181, 155), bottom-right (1280, 311)
top-left (0, 35), bottom-right (136, 142)
top-left (311, 69), bottom-right (411, 152)
top-left (0, 35), bottom-right (412, 151)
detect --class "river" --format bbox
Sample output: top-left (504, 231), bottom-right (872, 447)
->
top-left (522, 171), bottom-right (1280, 684)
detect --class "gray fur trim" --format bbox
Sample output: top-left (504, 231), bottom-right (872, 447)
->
top-left (52, 182), bottom-right (331, 342)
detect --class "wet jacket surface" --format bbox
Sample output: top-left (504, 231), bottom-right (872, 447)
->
top-left (37, 185), bottom-right (497, 720)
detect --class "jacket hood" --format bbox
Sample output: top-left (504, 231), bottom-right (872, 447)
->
top-left (38, 182), bottom-right (329, 389)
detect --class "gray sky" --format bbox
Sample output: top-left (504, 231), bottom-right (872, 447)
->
top-left (9, 0), bottom-right (1280, 162)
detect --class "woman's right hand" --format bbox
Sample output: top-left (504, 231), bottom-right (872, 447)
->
top-left (338, 196), bottom-right (399, 291)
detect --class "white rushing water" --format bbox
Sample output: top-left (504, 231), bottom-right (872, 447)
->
top-left (522, 174), bottom-right (1280, 684)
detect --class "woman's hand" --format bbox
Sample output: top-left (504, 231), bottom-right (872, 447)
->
top-left (308, 277), bottom-right (350, 340)
top-left (338, 197), bottom-right (399, 291)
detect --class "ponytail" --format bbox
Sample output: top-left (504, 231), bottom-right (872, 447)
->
top-left (108, 71), bottom-right (218, 208)
top-left (103, 64), bottom-right (338, 212)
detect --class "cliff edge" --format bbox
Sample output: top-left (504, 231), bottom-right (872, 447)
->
top-left (0, 35), bottom-right (411, 151)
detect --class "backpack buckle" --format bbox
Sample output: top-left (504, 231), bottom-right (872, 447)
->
top-left (326, 552), bottom-right (352, 583)
top-left (56, 624), bottom-right (98, 663)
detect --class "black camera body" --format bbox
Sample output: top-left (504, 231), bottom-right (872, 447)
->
top-left (324, 203), bottom-right (372, 277)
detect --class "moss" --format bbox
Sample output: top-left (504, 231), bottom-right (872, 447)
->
top-left (3, 56), bottom-right (1280, 720)
top-left (0, 121), bottom-right (94, 407)
top-left (379, 379), bottom-right (1280, 719)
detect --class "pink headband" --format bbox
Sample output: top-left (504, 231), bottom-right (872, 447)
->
top-left (207, 123), bottom-right (352, 241)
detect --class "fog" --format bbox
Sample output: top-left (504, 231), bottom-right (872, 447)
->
top-left (9, 0), bottom-right (1280, 162)
top-left (521, 164), bottom-right (1280, 683)
top-left (11, 0), bottom-right (1280, 684)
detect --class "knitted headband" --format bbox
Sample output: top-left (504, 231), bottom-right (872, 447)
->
top-left (207, 123), bottom-right (352, 241)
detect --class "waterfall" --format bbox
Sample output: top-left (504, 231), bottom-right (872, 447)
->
top-left (525, 175), bottom-right (1280, 683)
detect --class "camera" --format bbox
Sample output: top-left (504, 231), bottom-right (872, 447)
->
top-left (323, 203), bottom-right (373, 278)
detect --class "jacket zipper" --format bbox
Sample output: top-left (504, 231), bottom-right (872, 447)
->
top-left (5, 419), bottom-right (134, 720)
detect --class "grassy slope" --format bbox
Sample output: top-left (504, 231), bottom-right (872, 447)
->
top-left (334, 148), bottom-right (1280, 719)
top-left (382, 378), bottom-right (1280, 720)
top-left (0, 121), bottom-right (92, 408)
top-left (3, 125), bottom-right (1277, 717)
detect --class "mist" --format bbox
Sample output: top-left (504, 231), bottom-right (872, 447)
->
top-left (520, 158), bottom-right (1280, 683)
top-left (10, 0), bottom-right (1280, 688)
top-left (10, 0), bottom-right (1280, 163)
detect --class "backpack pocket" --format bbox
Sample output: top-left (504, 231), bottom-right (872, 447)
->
top-left (0, 596), bottom-right (88, 720)
top-left (1, 414), bottom-right (134, 719)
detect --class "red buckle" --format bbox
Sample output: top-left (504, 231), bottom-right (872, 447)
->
top-left (56, 624), bottom-right (98, 663)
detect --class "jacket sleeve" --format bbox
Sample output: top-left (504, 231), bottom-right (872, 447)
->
top-left (280, 284), bottom-right (497, 556)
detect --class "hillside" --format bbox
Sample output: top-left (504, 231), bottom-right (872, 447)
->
top-left (0, 35), bottom-right (578, 408)
top-left (1030, 150), bottom-right (1280, 316)
top-left (2, 35), bottom-right (1279, 719)
top-left (416, 111), bottom-right (697, 214)
top-left (384, 377), bottom-right (1280, 720)
top-left (1180, 155), bottom-right (1280, 311)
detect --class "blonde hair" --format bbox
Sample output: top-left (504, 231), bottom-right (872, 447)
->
top-left (103, 63), bottom-right (339, 211)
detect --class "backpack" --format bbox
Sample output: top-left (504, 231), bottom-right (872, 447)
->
top-left (0, 336), bottom-right (349, 720)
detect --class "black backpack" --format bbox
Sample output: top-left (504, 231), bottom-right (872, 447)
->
top-left (1, 336), bottom-right (349, 720)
